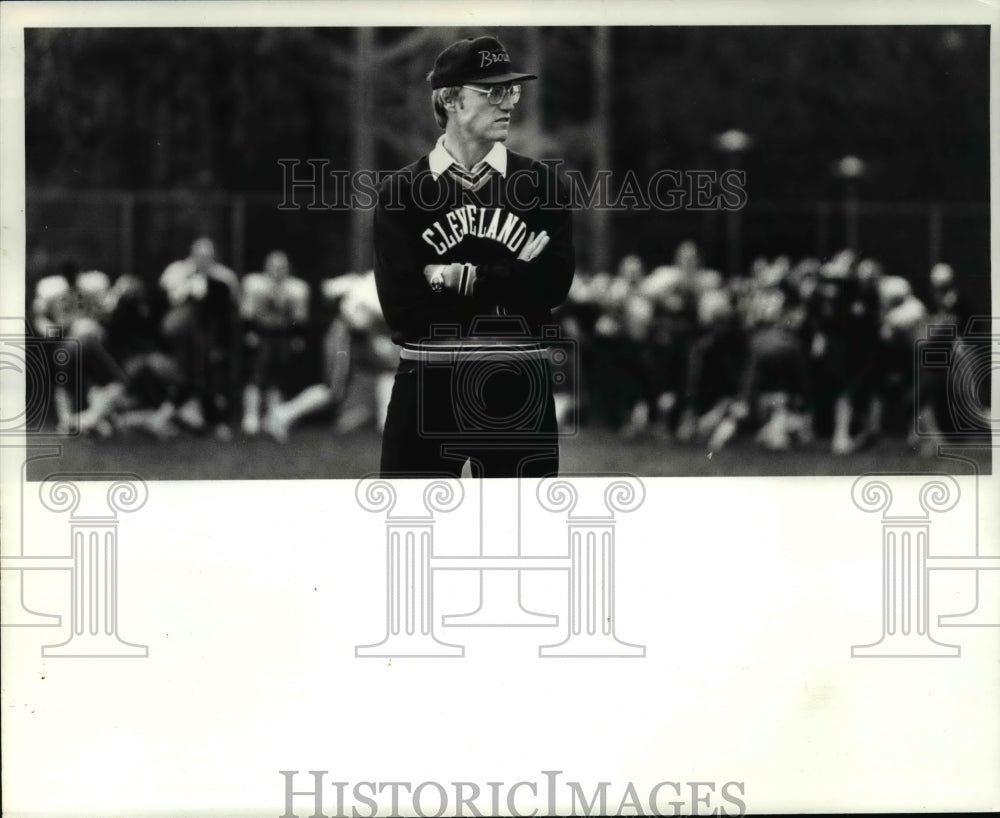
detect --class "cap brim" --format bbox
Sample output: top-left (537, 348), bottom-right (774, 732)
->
top-left (475, 71), bottom-right (538, 85)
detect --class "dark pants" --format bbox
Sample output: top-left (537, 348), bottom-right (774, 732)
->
top-left (124, 352), bottom-right (186, 408)
top-left (380, 357), bottom-right (559, 479)
top-left (58, 328), bottom-right (125, 408)
top-left (246, 333), bottom-right (295, 392)
top-left (741, 327), bottom-right (810, 408)
top-left (161, 303), bottom-right (231, 425)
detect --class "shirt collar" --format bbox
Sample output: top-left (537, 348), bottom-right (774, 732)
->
top-left (428, 135), bottom-right (507, 180)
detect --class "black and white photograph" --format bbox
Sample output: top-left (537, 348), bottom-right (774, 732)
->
top-left (11, 16), bottom-right (993, 479)
top-left (2, 2), bottom-right (998, 817)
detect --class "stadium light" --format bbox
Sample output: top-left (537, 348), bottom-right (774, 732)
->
top-left (835, 155), bottom-right (866, 253)
top-left (713, 129), bottom-right (753, 154)
top-left (714, 129), bottom-right (752, 277)
top-left (836, 155), bottom-right (867, 180)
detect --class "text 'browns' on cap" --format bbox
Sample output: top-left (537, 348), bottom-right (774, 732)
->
top-left (428, 35), bottom-right (538, 89)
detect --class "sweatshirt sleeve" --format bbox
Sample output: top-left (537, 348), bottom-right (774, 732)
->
top-left (372, 178), bottom-right (460, 342)
top-left (472, 172), bottom-right (575, 312)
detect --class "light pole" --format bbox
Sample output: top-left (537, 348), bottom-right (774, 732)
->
top-left (835, 155), bottom-right (866, 254)
top-left (714, 129), bottom-right (752, 277)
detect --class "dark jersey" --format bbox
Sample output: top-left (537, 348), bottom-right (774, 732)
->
top-left (373, 150), bottom-right (575, 346)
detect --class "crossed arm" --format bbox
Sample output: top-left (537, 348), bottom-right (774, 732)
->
top-left (374, 174), bottom-right (574, 340)
top-left (423, 230), bottom-right (551, 295)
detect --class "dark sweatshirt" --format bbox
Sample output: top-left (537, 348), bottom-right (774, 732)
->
top-left (373, 150), bottom-right (575, 347)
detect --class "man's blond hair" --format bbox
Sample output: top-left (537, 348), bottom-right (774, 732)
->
top-left (430, 85), bottom-right (462, 129)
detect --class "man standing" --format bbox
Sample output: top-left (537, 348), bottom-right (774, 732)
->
top-left (159, 237), bottom-right (239, 438)
top-left (239, 250), bottom-right (310, 436)
top-left (373, 35), bottom-right (575, 478)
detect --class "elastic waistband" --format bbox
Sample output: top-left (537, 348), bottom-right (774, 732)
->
top-left (400, 341), bottom-right (549, 362)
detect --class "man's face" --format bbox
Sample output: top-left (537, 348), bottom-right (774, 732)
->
top-left (675, 242), bottom-right (700, 272)
top-left (265, 252), bottom-right (289, 280)
top-left (191, 239), bottom-right (215, 271)
top-left (856, 259), bottom-right (882, 282)
top-left (452, 83), bottom-right (517, 143)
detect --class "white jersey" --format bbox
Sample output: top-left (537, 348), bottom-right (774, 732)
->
top-left (74, 270), bottom-right (112, 321)
top-left (160, 259), bottom-right (239, 307)
top-left (32, 275), bottom-right (74, 331)
top-left (340, 271), bottom-right (387, 334)
top-left (240, 273), bottom-right (310, 326)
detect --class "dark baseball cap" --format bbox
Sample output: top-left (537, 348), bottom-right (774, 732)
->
top-left (428, 36), bottom-right (538, 89)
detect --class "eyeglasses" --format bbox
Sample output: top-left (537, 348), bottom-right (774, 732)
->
top-left (462, 84), bottom-right (521, 105)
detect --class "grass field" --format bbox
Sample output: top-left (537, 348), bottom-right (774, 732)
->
top-left (23, 425), bottom-right (991, 481)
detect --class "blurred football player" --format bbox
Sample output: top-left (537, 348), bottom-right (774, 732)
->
top-left (638, 241), bottom-right (716, 437)
top-left (581, 264), bottom-right (647, 431)
top-left (676, 287), bottom-right (746, 444)
top-left (30, 263), bottom-right (80, 433)
top-left (30, 264), bottom-right (125, 435)
top-left (875, 275), bottom-right (947, 454)
top-left (806, 250), bottom-right (881, 454)
top-left (38, 273), bottom-right (189, 440)
top-left (239, 250), bottom-right (310, 435)
top-left (709, 283), bottom-right (811, 452)
top-left (159, 237), bottom-right (239, 438)
top-left (263, 270), bottom-right (399, 442)
top-left (927, 262), bottom-right (962, 325)
top-left (615, 292), bottom-right (659, 439)
top-left (258, 273), bottom-right (355, 442)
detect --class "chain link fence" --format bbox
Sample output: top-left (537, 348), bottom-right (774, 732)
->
top-left (26, 189), bottom-right (989, 307)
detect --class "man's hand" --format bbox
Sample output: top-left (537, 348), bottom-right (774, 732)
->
top-left (423, 263), bottom-right (477, 296)
top-left (187, 272), bottom-right (208, 300)
top-left (517, 230), bottom-right (549, 262)
top-left (423, 231), bottom-right (550, 296)
top-left (423, 263), bottom-right (462, 292)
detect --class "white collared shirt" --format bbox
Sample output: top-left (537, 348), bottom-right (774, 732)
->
top-left (428, 135), bottom-right (508, 180)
